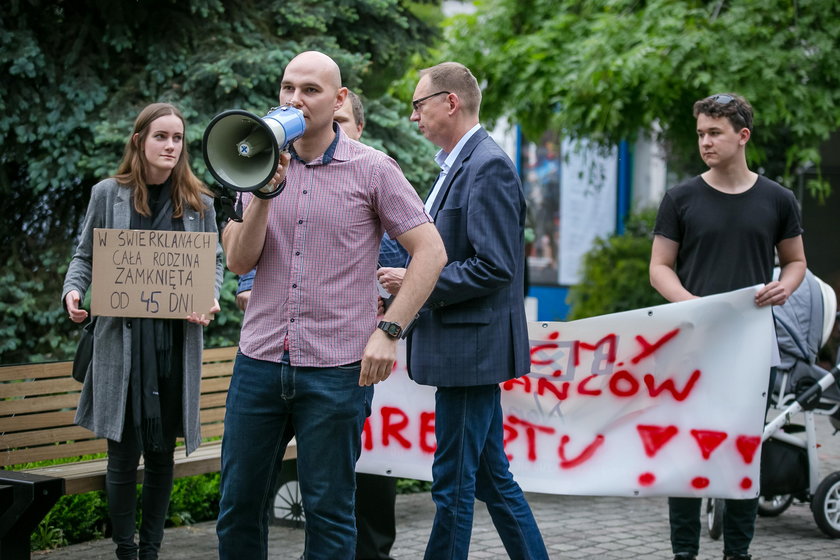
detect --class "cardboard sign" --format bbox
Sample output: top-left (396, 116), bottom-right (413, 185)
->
top-left (91, 228), bottom-right (216, 318)
top-left (357, 287), bottom-right (773, 499)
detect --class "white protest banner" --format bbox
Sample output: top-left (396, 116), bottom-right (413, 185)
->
top-left (91, 228), bottom-right (217, 319)
top-left (357, 286), bottom-right (772, 499)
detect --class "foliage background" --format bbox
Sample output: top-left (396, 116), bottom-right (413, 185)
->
top-left (445, 0), bottom-right (840, 197)
top-left (1, 0), bottom-right (443, 550)
top-left (1, 0), bottom-right (440, 365)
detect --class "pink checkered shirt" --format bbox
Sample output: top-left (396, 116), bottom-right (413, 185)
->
top-left (238, 128), bottom-right (431, 367)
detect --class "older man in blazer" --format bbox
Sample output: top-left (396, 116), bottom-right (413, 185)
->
top-left (377, 62), bottom-right (548, 560)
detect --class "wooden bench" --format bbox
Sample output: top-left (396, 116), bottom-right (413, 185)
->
top-left (0, 346), bottom-right (296, 557)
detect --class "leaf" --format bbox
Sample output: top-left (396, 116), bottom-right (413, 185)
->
top-left (443, 0), bottom-right (840, 190)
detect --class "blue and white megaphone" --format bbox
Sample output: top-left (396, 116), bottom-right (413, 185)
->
top-left (202, 105), bottom-right (306, 199)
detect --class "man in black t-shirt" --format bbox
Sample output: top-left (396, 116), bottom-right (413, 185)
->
top-left (650, 93), bottom-right (807, 560)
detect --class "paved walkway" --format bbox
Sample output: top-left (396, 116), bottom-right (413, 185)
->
top-left (34, 415), bottom-right (840, 559)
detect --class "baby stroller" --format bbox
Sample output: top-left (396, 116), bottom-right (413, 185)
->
top-left (706, 269), bottom-right (840, 539)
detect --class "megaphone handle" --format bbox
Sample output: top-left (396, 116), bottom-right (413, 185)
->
top-left (254, 177), bottom-right (287, 200)
top-left (219, 190), bottom-right (243, 222)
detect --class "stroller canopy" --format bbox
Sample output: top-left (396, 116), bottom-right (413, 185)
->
top-left (772, 268), bottom-right (838, 401)
top-left (772, 269), bottom-right (833, 370)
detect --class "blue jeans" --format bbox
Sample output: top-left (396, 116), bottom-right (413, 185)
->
top-left (216, 352), bottom-right (372, 560)
top-left (424, 384), bottom-right (548, 560)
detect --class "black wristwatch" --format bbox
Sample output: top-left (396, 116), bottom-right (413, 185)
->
top-left (377, 320), bottom-right (402, 339)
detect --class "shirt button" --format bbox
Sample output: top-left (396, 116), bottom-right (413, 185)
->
top-left (295, 251), bottom-right (300, 256)
top-left (290, 318), bottom-right (295, 323)
top-left (302, 190), bottom-right (308, 194)
top-left (292, 284), bottom-right (297, 288)
top-left (298, 219), bottom-right (303, 224)
top-left (126, 320), bottom-right (132, 329)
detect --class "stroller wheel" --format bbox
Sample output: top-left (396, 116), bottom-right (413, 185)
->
top-left (705, 498), bottom-right (724, 540)
top-left (811, 471), bottom-right (840, 538)
top-left (757, 494), bottom-right (793, 517)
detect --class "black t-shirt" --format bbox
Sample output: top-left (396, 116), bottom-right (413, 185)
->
top-left (653, 175), bottom-right (803, 297)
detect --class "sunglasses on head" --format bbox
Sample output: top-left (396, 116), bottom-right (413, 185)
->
top-left (707, 94), bottom-right (748, 127)
top-left (709, 94), bottom-right (736, 105)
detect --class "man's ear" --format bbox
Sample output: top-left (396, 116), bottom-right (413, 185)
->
top-left (739, 126), bottom-right (751, 146)
top-left (335, 86), bottom-right (348, 113)
top-left (447, 92), bottom-right (459, 116)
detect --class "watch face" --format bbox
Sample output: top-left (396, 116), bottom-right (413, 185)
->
top-left (379, 321), bottom-right (401, 337)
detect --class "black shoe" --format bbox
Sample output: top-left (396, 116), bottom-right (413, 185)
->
top-left (674, 555), bottom-right (697, 560)
top-left (724, 555), bottom-right (752, 560)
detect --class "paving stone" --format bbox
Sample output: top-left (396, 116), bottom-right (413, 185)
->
top-left (32, 414), bottom-right (840, 559)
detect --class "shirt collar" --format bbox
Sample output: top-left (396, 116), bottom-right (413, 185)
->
top-left (434, 123), bottom-right (482, 173)
top-left (289, 122), bottom-right (343, 166)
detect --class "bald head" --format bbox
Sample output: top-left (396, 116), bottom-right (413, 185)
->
top-left (285, 51), bottom-right (342, 90)
top-left (279, 51), bottom-right (348, 155)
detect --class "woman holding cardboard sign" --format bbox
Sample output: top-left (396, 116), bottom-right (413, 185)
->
top-left (62, 102), bottom-right (223, 560)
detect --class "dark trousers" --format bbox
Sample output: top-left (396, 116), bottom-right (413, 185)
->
top-left (106, 421), bottom-right (175, 560)
top-left (669, 496), bottom-right (758, 556)
top-left (669, 368), bottom-right (776, 557)
top-left (355, 473), bottom-right (397, 560)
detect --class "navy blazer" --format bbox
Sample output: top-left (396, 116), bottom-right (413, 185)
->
top-left (407, 128), bottom-right (530, 387)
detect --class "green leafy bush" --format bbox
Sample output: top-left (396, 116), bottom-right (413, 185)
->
top-left (31, 490), bottom-right (109, 550)
top-left (30, 473), bottom-right (222, 551)
top-left (167, 473), bottom-right (221, 527)
top-left (29, 510), bottom-right (69, 550)
top-left (396, 478), bottom-right (431, 494)
top-left (566, 208), bottom-right (666, 320)
top-left (0, 242), bottom-right (78, 364)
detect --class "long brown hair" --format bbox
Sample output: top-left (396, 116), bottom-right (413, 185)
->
top-left (113, 102), bottom-right (213, 217)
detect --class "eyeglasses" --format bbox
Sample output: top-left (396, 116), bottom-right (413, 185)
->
top-left (412, 91), bottom-right (450, 112)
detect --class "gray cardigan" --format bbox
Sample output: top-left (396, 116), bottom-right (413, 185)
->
top-left (62, 178), bottom-right (223, 455)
